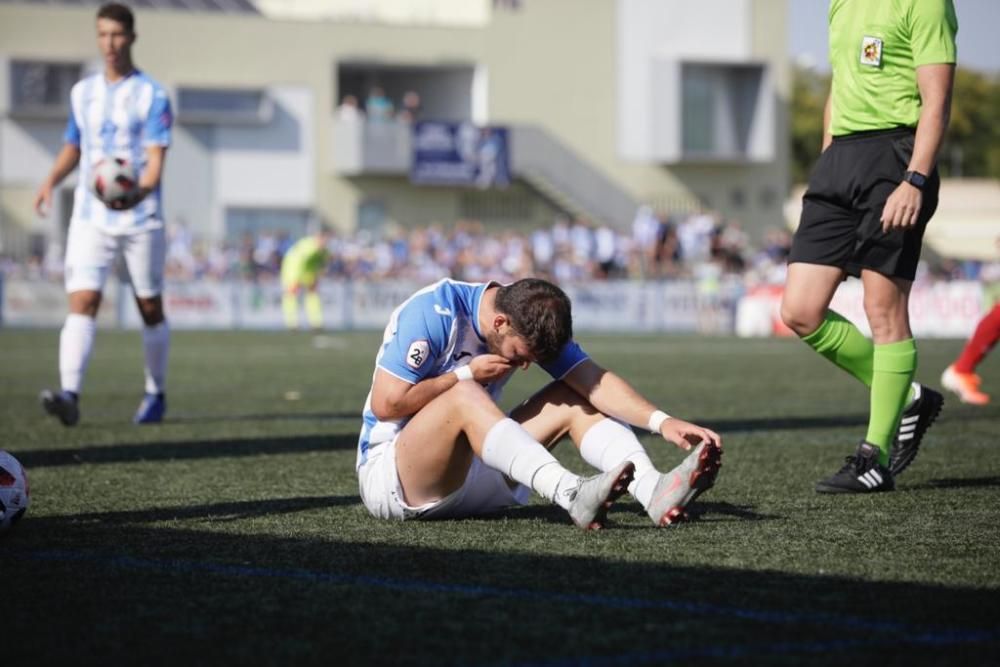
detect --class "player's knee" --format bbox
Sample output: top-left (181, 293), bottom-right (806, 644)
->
top-left (69, 291), bottom-right (101, 317)
top-left (779, 300), bottom-right (820, 336)
top-left (448, 378), bottom-right (493, 407)
top-left (136, 298), bottom-right (165, 326)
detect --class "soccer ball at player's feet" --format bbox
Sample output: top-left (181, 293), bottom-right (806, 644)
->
top-left (134, 393), bottom-right (166, 424)
top-left (0, 450), bottom-right (30, 535)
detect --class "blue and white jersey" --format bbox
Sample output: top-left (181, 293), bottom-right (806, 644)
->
top-left (65, 70), bottom-right (172, 235)
top-left (356, 278), bottom-right (590, 470)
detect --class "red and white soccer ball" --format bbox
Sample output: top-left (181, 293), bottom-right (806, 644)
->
top-left (91, 157), bottom-right (137, 206)
top-left (0, 450), bottom-right (30, 534)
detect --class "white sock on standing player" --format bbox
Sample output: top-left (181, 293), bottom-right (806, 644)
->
top-left (579, 417), bottom-right (660, 508)
top-left (59, 313), bottom-right (96, 395)
top-left (142, 321), bottom-right (170, 394)
top-left (481, 418), bottom-right (579, 510)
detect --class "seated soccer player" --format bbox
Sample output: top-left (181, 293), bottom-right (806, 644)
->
top-left (355, 277), bottom-right (723, 529)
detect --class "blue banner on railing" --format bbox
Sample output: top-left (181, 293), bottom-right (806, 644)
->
top-left (410, 121), bottom-right (511, 188)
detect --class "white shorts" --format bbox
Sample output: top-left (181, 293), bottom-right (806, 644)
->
top-left (64, 220), bottom-right (166, 298)
top-left (358, 438), bottom-right (531, 521)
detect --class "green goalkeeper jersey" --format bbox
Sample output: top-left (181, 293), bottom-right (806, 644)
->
top-left (282, 236), bottom-right (329, 277)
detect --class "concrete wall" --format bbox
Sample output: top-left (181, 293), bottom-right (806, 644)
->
top-left (0, 0), bottom-right (789, 254)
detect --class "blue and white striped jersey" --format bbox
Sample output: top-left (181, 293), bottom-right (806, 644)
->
top-left (356, 278), bottom-right (590, 470)
top-left (65, 70), bottom-right (172, 234)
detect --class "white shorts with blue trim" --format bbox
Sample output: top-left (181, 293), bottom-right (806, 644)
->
top-left (357, 437), bottom-right (530, 521)
top-left (64, 219), bottom-right (166, 298)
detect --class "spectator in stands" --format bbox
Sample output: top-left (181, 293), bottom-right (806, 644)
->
top-left (365, 86), bottom-right (394, 122)
top-left (337, 94), bottom-right (364, 122)
top-left (397, 90), bottom-right (422, 123)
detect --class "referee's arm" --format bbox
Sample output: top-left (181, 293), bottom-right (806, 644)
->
top-left (821, 92), bottom-right (833, 152)
top-left (881, 64), bottom-right (955, 232)
top-left (908, 64), bottom-right (955, 177)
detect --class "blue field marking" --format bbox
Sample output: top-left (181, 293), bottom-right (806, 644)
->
top-left (510, 631), bottom-right (1000, 667)
top-left (13, 547), bottom-right (998, 648)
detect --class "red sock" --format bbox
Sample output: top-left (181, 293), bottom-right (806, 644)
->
top-left (954, 304), bottom-right (1000, 373)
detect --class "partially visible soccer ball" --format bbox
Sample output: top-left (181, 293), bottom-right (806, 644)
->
top-left (91, 157), bottom-right (137, 206)
top-left (0, 450), bottom-right (30, 534)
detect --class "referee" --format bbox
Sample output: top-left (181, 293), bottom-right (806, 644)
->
top-left (780, 0), bottom-right (957, 493)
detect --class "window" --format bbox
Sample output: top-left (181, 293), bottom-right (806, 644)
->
top-left (9, 60), bottom-right (82, 118)
top-left (680, 62), bottom-right (766, 162)
top-left (177, 87), bottom-right (272, 125)
top-left (681, 68), bottom-right (715, 154)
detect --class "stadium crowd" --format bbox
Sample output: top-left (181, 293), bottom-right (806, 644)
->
top-left (162, 210), bottom-right (791, 286)
top-left (4, 209), bottom-right (997, 289)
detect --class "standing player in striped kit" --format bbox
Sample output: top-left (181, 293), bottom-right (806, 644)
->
top-left (35, 3), bottom-right (172, 426)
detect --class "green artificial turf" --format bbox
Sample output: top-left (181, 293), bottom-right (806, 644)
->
top-left (1, 329), bottom-right (998, 665)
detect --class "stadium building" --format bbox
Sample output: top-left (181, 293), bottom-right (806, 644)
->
top-left (0, 0), bottom-right (789, 259)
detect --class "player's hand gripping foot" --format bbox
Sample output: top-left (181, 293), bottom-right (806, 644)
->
top-left (567, 460), bottom-right (635, 530)
top-left (39, 389), bottom-right (79, 427)
top-left (646, 440), bottom-right (723, 526)
top-left (816, 441), bottom-right (894, 494)
top-left (889, 382), bottom-right (943, 476)
top-left (133, 392), bottom-right (166, 424)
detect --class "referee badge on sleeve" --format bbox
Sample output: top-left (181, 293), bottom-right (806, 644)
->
top-left (860, 36), bottom-right (883, 67)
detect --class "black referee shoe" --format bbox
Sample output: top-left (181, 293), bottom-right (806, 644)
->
top-left (816, 441), bottom-right (894, 494)
top-left (889, 383), bottom-right (944, 476)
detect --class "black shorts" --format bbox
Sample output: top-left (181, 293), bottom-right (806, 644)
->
top-left (788, 127), bottom-right (939, 281)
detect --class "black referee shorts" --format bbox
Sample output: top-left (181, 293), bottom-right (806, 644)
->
top-left (788, 127), bottom-right (940, 281)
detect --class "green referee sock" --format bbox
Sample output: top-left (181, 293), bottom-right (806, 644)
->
top-left (866, 339), bottom-right (918, 466)
top-left (801, 311), bottom-right (874, 386)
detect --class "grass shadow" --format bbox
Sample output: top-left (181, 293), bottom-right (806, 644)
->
top-left (1, 520), bottom-right (998, 666)
top-left (31, 495), bottom-right (360, 525)
top-left (167, 411), bottom-right (360, 424)
top-left (17, 433), bottom-right (358, 468)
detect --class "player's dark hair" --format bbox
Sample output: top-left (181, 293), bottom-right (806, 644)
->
top-left (97, 3), bottom-right (135, 33)
top-left (494, 278), bottom-right (573, 363)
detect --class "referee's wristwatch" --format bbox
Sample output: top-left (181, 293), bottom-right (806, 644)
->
top-left (903, 170), bottom-right (928, 191)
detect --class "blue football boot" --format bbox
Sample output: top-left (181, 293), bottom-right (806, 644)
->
top-left (133, 392), bottom-right (166, 424)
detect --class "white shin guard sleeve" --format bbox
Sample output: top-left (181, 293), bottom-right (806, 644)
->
top-left (481, 418), bottom-right (577, 509)
top-left (142, 321), bottom-right (170, 394)
top-left (59, 313), bottom-right (97, 394)
top-left (579, 418), bottom-right (659, 507)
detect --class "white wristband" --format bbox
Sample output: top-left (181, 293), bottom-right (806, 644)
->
top-left (453, 365), bottom-right (474, 382)
top-left (648, 410), bottom-right (671, 434)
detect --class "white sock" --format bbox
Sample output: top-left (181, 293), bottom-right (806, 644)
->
top-left (481, 418), bottom-right (579, 510)
top-left (59, 313), bottom-right (96, 394)
top-left (579, 417), bottom-right (660, 508)
top-left (142, 321), bottom-right (170, 394)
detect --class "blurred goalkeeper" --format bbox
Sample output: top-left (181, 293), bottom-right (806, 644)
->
top-left (280, 226), bottom-right (332, 330)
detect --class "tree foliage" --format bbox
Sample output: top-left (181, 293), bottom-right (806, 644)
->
top-left (790, 66), bottom-right (1000, 184)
